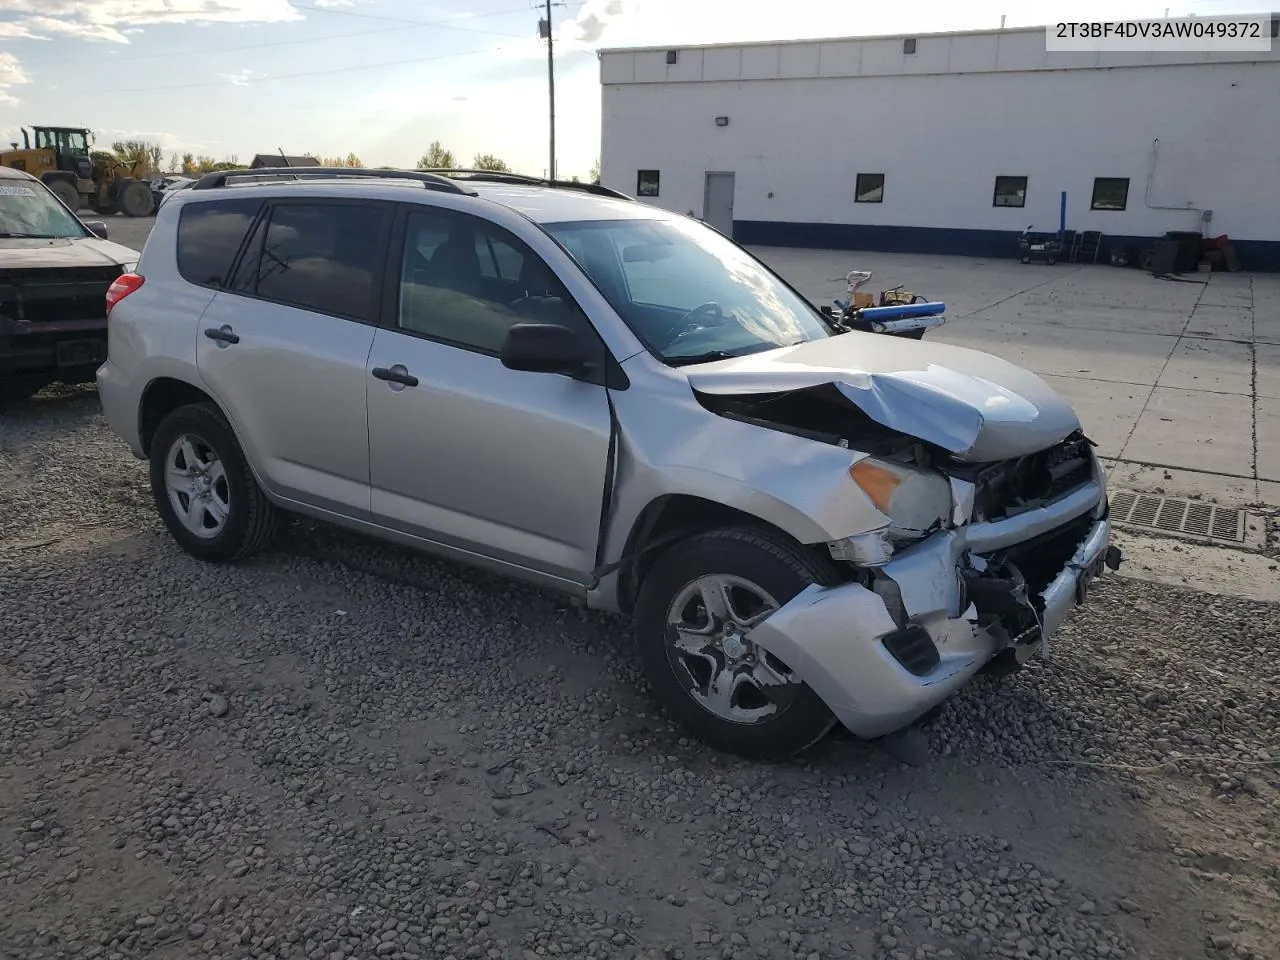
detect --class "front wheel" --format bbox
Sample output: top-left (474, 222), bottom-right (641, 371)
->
top-left (47, 178), bottom-right (80, 211)
top-left (148, 403), bottom-right (280, 563)
top-left (634, 527), bottom-right (840, 759)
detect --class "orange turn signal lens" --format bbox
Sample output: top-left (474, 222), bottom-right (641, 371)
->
top-left (848, 460), bottom-right (903, 512)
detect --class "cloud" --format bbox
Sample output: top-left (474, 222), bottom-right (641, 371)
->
top-left (0, 0), bottom-right (303, 44)
top-left (95, 127), bottom-right (220, 154)
top-left (570, 0), bottom-right (627, 44)
top-left (220, 66), bottom-right (259, 86)
top-left (0, 52), bottom-right (31, 106)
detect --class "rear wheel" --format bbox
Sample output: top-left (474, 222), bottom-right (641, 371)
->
top-left (634, 527), bottom-right (840, 759)
top-left (149, 403), bottom-right (280, 562)
top-left (46, 178), bottom-right (80, 211)
top-left (118, 179), bottom-right (155, 217)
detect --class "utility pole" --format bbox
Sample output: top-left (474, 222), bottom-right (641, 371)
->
top-left (540, 0), bottom-right (557, 181)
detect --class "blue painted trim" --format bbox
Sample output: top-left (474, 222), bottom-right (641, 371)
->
top-left (733, 220), bottom-right (1280, 272)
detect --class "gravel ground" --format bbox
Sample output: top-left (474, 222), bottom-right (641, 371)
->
top-left (2, 386), bottom-right (1278, 960)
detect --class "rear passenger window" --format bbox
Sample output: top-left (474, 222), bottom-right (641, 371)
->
top-left (247, 203), bottom-right (388, 321)
top-left (176, 199), bottom-right (262, 288)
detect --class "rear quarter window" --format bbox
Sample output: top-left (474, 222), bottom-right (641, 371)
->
top-left (176, 198), bottom-right (263, 289)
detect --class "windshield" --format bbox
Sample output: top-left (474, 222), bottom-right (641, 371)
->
top-left (0, 180), bottom-right (88, 238)
top-left (542, 216), bottom-right (834, 365)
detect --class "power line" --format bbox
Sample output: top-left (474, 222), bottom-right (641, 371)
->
top-left (290, 3), bottom-right (528, 37)
top-left (21, 25), bottom-right (406, 67)
top-left (90, 43), bottom-right (519, 95)
top-left (14, 6), bottom-right (532, 67)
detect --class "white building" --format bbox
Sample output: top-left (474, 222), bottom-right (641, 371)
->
top-left (598, 21), bottom-right (1280, 269)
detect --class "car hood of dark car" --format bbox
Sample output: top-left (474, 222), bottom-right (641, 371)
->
top-left (0, 235), bottom-right (139, 267)
top-left (682, 331), bottom-right (1083, 462)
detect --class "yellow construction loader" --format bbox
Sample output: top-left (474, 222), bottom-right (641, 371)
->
top-left (1, 125), bottom-right (155, 217)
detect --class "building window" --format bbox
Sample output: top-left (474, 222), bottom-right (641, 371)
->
top-left (1091, 177), bottom-right (1130, 211)
top-left (637, 170), bottom-right (660, 197)
top-left (666, 49), bottom-right (678, 64)
top-left (993, 175), bottom-right (1028, 208)
top-left (903, 38), bottom-right (917, 54)
top-left (855, 173), bottom-right (884, 203)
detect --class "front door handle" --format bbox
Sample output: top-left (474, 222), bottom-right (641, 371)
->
top-left (204, 325), bottom-right (239, 346)
top-left (371, 364), bottom-right (419, 388)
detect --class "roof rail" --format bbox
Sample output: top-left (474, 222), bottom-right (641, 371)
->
top-left (188, 166), bottom-right (477, 196)
top-left (417, 168), bottom-right (635, 202)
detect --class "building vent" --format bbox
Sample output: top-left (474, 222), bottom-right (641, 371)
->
top-left (903, 37), bottom-right (917, 54)
top-left (666, 49), bottom-right (678, 64)
top-left (1109, 490), bottom-right (1263, 547)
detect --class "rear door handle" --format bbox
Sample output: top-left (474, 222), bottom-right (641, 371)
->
top-left (371, 365), bottom-right (419, 388)
top-left (203, 325), bottom-right (239, 345)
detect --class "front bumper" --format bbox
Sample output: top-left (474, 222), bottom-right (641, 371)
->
top-left (749, 504), bottom-right (1118, 740)
top-left (0, 317), bottom-right (107, 377)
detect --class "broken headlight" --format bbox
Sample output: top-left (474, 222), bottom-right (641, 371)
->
top-left (849, 458), bottom-right (952, 535)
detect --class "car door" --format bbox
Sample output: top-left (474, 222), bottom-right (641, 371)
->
top-left (194, 197), bottom-right (393, 519)
top-left (365, 205), bottom-right (614, 587)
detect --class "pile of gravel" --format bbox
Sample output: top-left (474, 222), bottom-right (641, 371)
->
top-left (1, 391), bottom-right (1276, 960)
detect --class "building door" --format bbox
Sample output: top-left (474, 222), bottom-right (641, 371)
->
top-left (703, 172), bottom-right (735, 237)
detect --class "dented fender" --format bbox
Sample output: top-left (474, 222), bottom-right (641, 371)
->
top-left (587, 359), bottom-right (893, 611)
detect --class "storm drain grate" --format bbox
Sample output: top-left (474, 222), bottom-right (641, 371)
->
top-left (1109, 490), bottom-right (1249, 544)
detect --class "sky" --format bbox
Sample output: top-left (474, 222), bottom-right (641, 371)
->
top-left (0, 0), bottom-right (1272, 179)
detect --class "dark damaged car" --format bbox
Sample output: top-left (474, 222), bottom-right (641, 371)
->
top-left (96, 170), bottom-right (1122, 760)
top-left (1, 165), bottom-right (138, 404)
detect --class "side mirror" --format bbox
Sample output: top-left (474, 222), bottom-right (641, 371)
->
top-left (84, 220), bottom-right (109, 240)
top-left (499, 322), bottom-right (589, 376)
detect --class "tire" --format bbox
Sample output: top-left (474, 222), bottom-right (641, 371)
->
top-left (148, 402), bottom-right (280, 563)
top-left (47, 178), bottom-right (80, 211)
top-left (118, 179), bottom-right (155, 217)
top-left (634, 526), bottom-right (841, 760)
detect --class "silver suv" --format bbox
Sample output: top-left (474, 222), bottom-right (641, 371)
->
top-left (97, 167), bottom-right (1121, 759)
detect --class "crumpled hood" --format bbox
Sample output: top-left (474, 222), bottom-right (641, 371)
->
top-left (684, 332), bottom-right (1082, 462)
top-left (0, 236), bottom-right (139, 268)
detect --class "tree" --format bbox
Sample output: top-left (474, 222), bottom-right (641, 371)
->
top-left (417, 141), bottom-right (455, 169)
top-left (111, 139), bottom-right (164, 175)
top-left (472, 153), bottom-right (510, 172)
top-left (167, 153), bottom-right (180, 173)
top-left (180, 153), bottom-right (197, 175)
top-left (316, 152), bottom-right (364, 168)
top-left (589, 156), bottom-right (600, 183)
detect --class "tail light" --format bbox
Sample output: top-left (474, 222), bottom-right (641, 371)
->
top-left (106, 272), bottom-right (145, 314)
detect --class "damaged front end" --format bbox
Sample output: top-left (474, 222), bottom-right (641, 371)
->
top-left (693, 374), bottom-right (1122, 740)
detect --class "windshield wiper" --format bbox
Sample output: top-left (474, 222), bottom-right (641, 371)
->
top-left (664, 350), bottom-right (741, 367)
top-left (0, 233), bottom-right (61, 239)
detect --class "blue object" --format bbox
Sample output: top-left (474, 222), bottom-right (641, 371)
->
top-left (859, 301), bottom-right (946, 322)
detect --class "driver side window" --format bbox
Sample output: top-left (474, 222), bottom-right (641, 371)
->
top-left (396, 209), bottom-right (593, 355)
